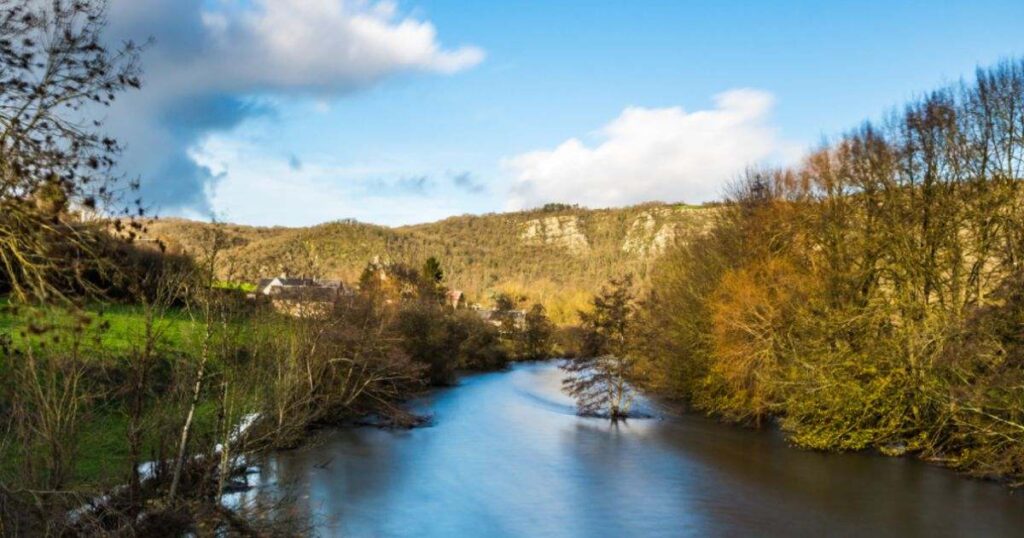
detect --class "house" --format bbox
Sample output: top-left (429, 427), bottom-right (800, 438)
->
top-left (255, 276), bottom-right (301, 295)
top-left (251, 275), bottom-right (351, 317)
top-left (254, 276), bottom-right (350, 298)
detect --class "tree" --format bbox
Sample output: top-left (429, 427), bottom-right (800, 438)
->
top-left (709, 257), bottom-right (807, 425)
top-left (420, 256), bottom-right (446, 303)
top-left (421, 256), bottom-right (443, 285)
top-left (170, 225), bottom-right (229, 500)
top-left (123, 257), bottom-right (191, 504)
top-left (453, 310), bottom-right (508, 370)
top-left (519, 303), bottom-right (553, 360)
top-left (395, 302), bottom-right (457, 385)
top-left (492, 292), bottom-right (523, 341)
top-left (561, 276), bottom-right (637, 419)
top-left (634, 59), bottom-right (1024, 481)
top-left (7, 321), bottom-right (91, 493)
top-left (0, 0), bottom-right (143, 302)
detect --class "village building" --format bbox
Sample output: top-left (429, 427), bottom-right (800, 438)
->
top-left (254, 276), bottom-right (343, 297)
top-left (251, 275), bottom-right (351, 318)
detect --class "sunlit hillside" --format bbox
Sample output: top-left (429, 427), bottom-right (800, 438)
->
top-left (145, 202), bottom-right (717, 323)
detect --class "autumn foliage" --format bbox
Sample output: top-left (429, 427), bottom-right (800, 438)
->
top-left (640, 59), bottom-right (1024, 484)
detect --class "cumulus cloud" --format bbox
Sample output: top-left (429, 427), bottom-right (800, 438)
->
top-left (102, 0), bottom-right (482, 214)
top-left (197, 0), bottom-right (484, 92)
top-left (504, 89), bottom-right (798, 209)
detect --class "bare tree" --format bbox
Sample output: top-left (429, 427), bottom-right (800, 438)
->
top-left (0, 0), bottom-right (142, 302)
top-left (123, 256), bottom-right (192, 504)
top-left (9, 335), bottom-right (88, 492)
top-left (169, 225), bottom-right (228, 500)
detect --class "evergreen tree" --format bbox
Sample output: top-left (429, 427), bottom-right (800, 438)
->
top-left (519, 303), bottom-right (554, 359)
top-left (561, 276), bottom-right (637, 419)
top-left (421, 256), bottom-right (444, 285)
top-left (421, 256), bottom-right (446, 302)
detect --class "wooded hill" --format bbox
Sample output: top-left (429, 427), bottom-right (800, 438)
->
top-left (144, 203), bottom-right (716, 323)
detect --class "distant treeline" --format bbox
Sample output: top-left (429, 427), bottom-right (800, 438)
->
top-left (637, 59), bottom-right (1024, 483)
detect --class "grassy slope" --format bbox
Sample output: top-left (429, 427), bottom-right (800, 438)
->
top-left (0, 300), bottom-right (195, 355)
top-left (146, 203), bottom-right (717, 323)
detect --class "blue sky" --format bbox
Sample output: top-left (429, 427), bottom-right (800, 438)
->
top-left (105, 0), bottom-right (1024, 226)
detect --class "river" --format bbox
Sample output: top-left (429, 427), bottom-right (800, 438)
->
top-left (231, 362), bottom-right (1024, 537)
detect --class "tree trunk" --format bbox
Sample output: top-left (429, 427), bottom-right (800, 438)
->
top-left (169, 336), bottom-right (209, 500)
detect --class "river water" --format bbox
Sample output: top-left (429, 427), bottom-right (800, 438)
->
top-left (234, 362), bottom-right (1024, 537)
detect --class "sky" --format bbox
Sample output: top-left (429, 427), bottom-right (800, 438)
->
top-left (101, 0), bottom-right (1024, 227)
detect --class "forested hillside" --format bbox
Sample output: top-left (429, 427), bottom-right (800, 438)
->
top-left (145, 203), bottom-right (715, 323)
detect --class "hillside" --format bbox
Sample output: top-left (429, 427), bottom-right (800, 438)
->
top-left (145, 202), bottom-right (717, 323)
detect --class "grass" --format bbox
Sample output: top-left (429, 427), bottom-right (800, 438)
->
top-left (0, 297), bottom-right (261, 355)
top-left (70, 402), bottom-right (224, 488)
top-left (214, 280), bottom-right (257, 293)
top-left (89, 303), bottom-right (197, 353)
top-left (0, 296), bottom-right (253, 488)
top-left (74, 411), bottom-right (134, 486)
top-left (0, 403), bottom-right (225, 489)
top-left (0, 299), bottom-right (198, 356)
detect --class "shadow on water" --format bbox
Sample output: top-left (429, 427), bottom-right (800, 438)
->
top-left (239, 362), bottom-right (1024, 538)
top-left (513, 384), bottom-right (578, 416)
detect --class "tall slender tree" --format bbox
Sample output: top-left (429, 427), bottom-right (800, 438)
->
top-left (562, 276), bottom-right (637, 419)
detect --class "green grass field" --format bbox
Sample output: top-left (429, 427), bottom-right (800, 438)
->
top-left (0, 298), bottom-right (198, 355)
top-left (0, 297), bottom-right (249, 488)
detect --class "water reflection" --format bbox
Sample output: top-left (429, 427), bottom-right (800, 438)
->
top-left (238, 362), bottom-right (1024, 537)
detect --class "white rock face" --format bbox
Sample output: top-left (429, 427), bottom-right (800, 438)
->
top-left (622, 211), bottom-right (680, 257)
top-left (520, 216), bottom-right (590, 254)
top-left (622, 212), bottom-right (657, 255)
top-left (650, 223), bottom-right (677, 256)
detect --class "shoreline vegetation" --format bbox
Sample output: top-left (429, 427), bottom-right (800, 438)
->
top-left (0, 3), bottom-right (560, 530)
top-left (634, 59), bottom-right (1024, 487)
top-left (0, 247), bottom-right (564, 534)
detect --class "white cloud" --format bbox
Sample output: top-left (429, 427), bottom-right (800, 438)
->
top-left (504, 89), bottom-right (799, 209)
top-left (196, 0), bottom-right (484, 93)
top-left (103, 0), bottom-right (483, 212)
